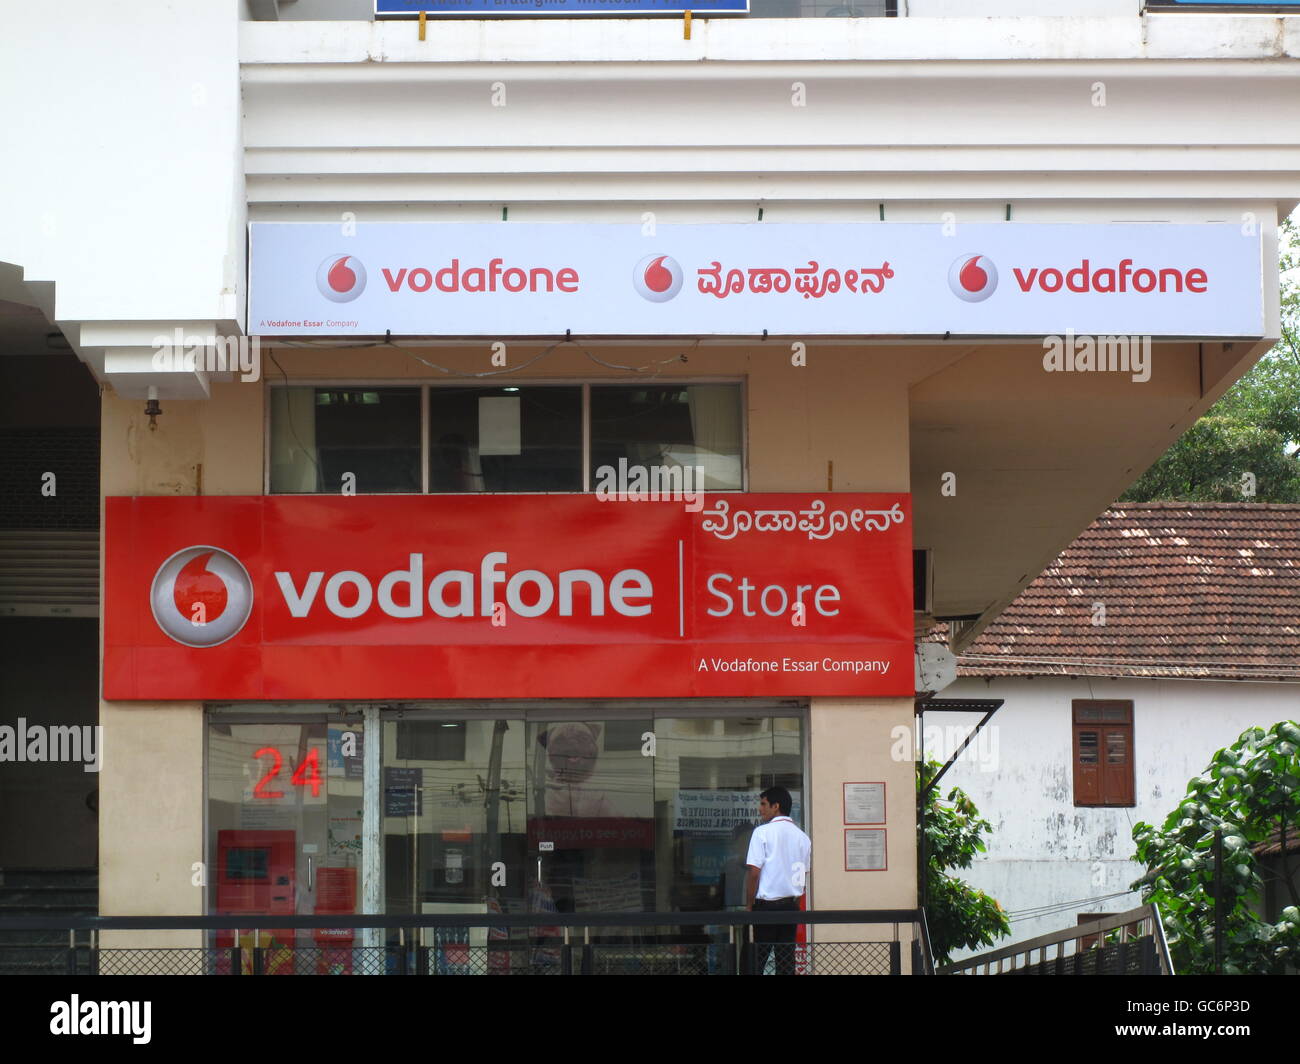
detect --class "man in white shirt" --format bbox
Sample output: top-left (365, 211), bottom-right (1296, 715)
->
top-left (744, 785), bottom-right (811, 975)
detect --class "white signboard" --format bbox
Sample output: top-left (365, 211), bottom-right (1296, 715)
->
top-left (249, 222), bottom-right (1264, 339)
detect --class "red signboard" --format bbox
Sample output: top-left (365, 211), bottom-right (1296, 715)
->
top-left (103, 493), bottom-right (913, 700)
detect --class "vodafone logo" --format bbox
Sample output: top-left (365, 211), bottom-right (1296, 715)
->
top-left (633, 254), bottom-right (683, 303)
top-left (316, 254), bottom-right (367, 303)
top-left (274, 553), bottom-right (652, 621)
top-left (151, 547), bottom-right (254, 648)
top-left (948, 254), bottom-right (998, 303)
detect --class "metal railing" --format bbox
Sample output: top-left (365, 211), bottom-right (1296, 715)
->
top-left (0, 909), bottom-right (932, 976)
top-left (938, 903), bottom-right (1175, 976)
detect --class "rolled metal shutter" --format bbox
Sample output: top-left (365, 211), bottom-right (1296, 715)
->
top-left (0, 427), bottom-right (100, 617)
top-left (0, 529), bottom-right (99, 617)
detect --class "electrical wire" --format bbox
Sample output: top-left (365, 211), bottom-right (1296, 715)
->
top-left (382, 338), bottom-right (569, 379)
top-left (1005, 889), bottom-right (1140, 923)
top-left (266, 335), bottom-right (697, 381)
top-left (265, 337), bottom-right (703, 492)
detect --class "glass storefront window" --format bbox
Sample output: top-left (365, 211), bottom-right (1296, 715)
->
top-left (208, 704), bottom-right (804, 973)
top-left (376, 708), bottom-right (803, 919)
top-left (269, 387), bottom-right (422, 494)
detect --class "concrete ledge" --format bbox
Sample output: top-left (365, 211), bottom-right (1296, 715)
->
top-left (240, 14), bottom-right (1300, 64)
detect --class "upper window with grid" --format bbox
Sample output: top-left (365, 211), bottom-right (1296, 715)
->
top-left (269, 383), bottom-right (743, 495)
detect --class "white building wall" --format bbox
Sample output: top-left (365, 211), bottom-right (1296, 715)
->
top-left (0, 2), bottom-right (248, 323)
top-left (923, 676), bottom-right (1300, 955)
top-left (0, 0), bottom-right (250, 395)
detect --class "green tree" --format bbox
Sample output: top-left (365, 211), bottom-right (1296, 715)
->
top-left (1121, 216), bottom-right (1300, 503)
top-left (1131, 721), bottom-right (1300, 974)
top-left (918, 759), bottom-right (1010, 964)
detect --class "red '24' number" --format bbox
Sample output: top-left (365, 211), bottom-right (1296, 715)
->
top-left (252, 747), bottom-right (322, 800)
top-left (291, 748), bottom-right (323, 798)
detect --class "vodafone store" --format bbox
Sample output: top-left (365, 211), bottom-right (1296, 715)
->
top-left (86, 216), bottom-right (1267, 970)
top-left (106, 483), bottom-right (911, 958)
top-left (8, 4), bottom-right (1292, 983)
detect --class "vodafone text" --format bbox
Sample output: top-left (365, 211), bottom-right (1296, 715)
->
top-left (1012, 259), bottom-right (1207, 295)
top-left (272, 554), bottom-right (847, 622)
top-left (381, 258), bottom-right (579, 295)
top-left (259, 320), bottom-right (357, 329)
top-left (699, 657), bottom-right (891, 674)
top-left (276, 553), bottom-right (651, 619)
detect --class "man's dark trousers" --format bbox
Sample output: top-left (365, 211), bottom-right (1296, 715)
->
top-left (748, 897), bottom-right (801, 975)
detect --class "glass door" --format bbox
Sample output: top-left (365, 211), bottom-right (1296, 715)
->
top-left (207, 719), bottom-right (364, 974)
top-left (524, 718), bottom-right (656, 973)
top-left (525, 719), bottom-right (656, 912)
top-left (383, 716), bottom-right (527, 972)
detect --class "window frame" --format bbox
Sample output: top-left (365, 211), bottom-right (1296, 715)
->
top-left (1071, 700), bottom-right (1135, 808)
top-left (264, 378), bottom-right (748, 496)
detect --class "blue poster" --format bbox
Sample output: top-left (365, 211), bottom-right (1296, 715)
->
top-left (377, 0), bottom-right (748, 14)
top-left (384, 766), bottom-right (424, 816)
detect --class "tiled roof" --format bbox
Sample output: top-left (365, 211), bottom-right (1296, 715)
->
top-left (1254, 825), bottom-right (1300, 857)
top-left (957, 503), bottom-right (1300, 682)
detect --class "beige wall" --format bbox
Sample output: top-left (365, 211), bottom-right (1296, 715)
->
top-left (99, 345), bottom-right (918, 944)
top-left (808, 698), bottom-right (917, 961)
top-left (97, 704), bottom-right (206, 950)
top-left (99, 382), bottom-right (264, 947)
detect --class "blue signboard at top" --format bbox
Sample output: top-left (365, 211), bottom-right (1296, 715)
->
top-left (377, 0), bottom-right (749, 14)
